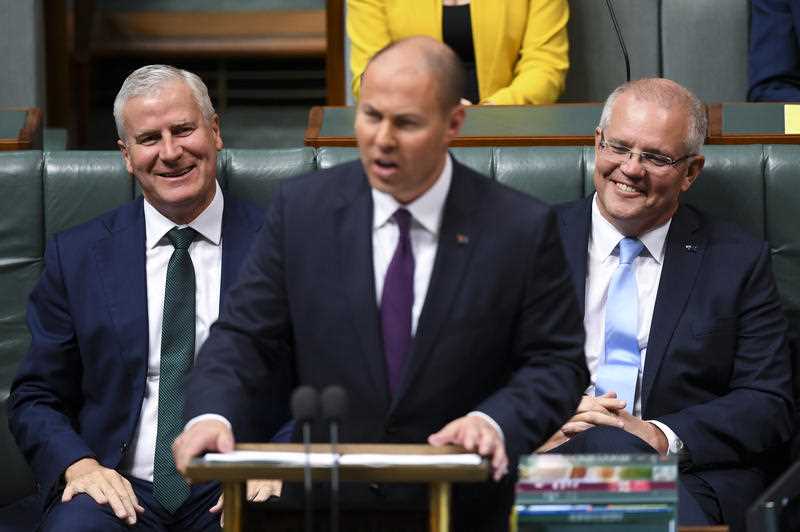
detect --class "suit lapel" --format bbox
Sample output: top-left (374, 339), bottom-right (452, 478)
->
top-left (91, 200), bottom-right (149, 377)
top-left (336, 166), bottom-right (391, 408)
top-left (559, 198), bottom-right (592, 313)
top-left (391, 161), bottom-right (481, 408)
top-left (641, 206), bottom-right (705, 411)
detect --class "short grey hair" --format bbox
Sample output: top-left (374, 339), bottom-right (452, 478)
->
top-left (113, 64), bottom-right (215, 140)
top-left (598, 78), bottom-right (707, 155)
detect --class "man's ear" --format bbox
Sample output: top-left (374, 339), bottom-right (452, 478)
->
top-left (682, 154), bottom-right (705, 192)
top-left (593, 127), bottom-right (604, 156)
top-left (445, 105), bottom-right (466, 142)
top-left (210, 114), bottom-right (223, 150)
top-left (117, 139), bottom-right (134, 174)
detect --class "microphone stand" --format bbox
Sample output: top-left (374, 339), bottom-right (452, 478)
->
top-left (291, 386), bottom-right (320, 532)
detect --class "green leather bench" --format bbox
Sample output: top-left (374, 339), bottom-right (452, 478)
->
top-left (2, 145), bottom-right (798, 516)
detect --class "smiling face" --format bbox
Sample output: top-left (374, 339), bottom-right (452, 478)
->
top-left (355, 47), bottom-right (464, 204)
top-left (593, 91), bottom-right (704, 236)
top-left (117, 81), bottom-right (223, 224)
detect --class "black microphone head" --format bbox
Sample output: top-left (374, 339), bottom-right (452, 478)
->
top-left (321, 386), bottom-right (348, 422)
top-left (291, 385), bottom-right (320, 423)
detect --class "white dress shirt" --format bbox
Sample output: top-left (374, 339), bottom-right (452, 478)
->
top-left (371, 156), bottom-right (451, 333)
top-left (584, 194), bottom-right (684, 455)
top-left (121, 181), bottom-right (224, 481)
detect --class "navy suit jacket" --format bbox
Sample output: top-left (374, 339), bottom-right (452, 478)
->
top-left (187, 158), bottom-right (588, 526)
top-left (749, 0), bottom-right (800, 101)
top-left (7, 193), bottom-right (286, 501)
top-left (557, 197), bottom-right (795, 525)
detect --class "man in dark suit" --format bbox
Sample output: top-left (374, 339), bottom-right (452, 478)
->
top-left (173, 36), bottom-right (588, 530)
top-left (749, 0), bottom-right (800, 102)
top-left (7, 65), bottom-right (287, 531)
top-left (540, 78), bottom-right (795, 531)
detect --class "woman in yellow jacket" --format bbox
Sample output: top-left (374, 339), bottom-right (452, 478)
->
top-left (347, 0), bottom-right (569, 105)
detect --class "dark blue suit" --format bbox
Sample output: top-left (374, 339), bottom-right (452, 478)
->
top-left (749, 0), bottom-right (800, 101)
top-left (556, 197), bottom-right (795, 531)
top-left (186, 159), bottom-right (589, 530)
top-left (7, 194), bottom-right (288, 525)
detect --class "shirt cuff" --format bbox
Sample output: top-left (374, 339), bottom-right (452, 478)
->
top-left (647, 419), bottom-right (686, 457)
top-left (185, 413), bottom-right (232, 432)
top-left (467, 411), bottom-right (505, 443)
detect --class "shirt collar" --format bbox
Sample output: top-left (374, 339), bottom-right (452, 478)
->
top-left (371, 154), bottom-right (452, 235)
top-left (144, 180), bottom-right (224, 249)
top-left (590, 193), bottom-right (670, 263)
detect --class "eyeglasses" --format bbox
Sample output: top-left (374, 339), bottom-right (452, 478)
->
top-left (599, 130), bottom-right (694, 169)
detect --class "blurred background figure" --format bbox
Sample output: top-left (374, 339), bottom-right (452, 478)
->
top-left (347, 0), bottom-right (569, 105)
top-left (749, 0), bottom-right (800, 101)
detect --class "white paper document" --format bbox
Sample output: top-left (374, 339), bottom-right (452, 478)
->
top-left (202, 451), bottom-right (482, 467)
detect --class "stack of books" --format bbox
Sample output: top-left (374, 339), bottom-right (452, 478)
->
top-left (514, 454), bottom-right (678, 532)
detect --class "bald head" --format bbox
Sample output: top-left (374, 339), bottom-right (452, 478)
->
top-left (599, 78), bottom-right (707, 154)
top-left (362, 36), bottom-right (466, 113)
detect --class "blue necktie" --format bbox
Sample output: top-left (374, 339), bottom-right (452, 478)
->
top-left (380, 209), bottom-right (414, 394)
top-left (153, 227), bottom-right (195, 513)
top-left (596, 237), bottom-right (644, 414)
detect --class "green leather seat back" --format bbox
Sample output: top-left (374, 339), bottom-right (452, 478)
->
top-left (44, 151), bottom-right (133, 240)
top-left (562, 0), bottom-right (661, 102)
top-left (494, 147), bottom-right (585, 204)
top-left (0, 152), bottom-right (43, 397)
top-left (765, 146), bottom-right (800, 337)
top-left (661, 0), bottom-right (750, 102)
top-left (684, 145), bottom-right (766, 239)
top-left (220, 148), bottom-right (316, 210)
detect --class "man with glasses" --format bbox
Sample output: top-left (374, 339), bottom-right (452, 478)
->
top-left (539, 78), bottom-right (794, 531)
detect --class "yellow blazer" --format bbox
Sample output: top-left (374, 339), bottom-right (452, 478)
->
top-left (347, 0), bottom-right (569, 104)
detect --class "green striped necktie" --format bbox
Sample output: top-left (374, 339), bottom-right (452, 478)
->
top-left (153, 226), bottom-right (196, 513)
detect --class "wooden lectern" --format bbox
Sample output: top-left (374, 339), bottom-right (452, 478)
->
top-left (186, 443), bottom-right (489, 532)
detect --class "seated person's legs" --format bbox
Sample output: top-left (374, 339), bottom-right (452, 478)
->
top-left (550, 425), bottom-right (657, 454)
top-left (41, 493), bottom-right (134, 532)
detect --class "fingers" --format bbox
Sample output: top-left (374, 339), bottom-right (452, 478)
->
top-left (561, 420), bottom-right (595, 435)
top-left (173, 420), bottom-right (234, 474)
top-left (102, 484), bottom-right (136, 525)
top-left (209, 494), bottom-right (223, 514)
top-left (428, 416), bottom-right (508, 481)
top-left (570, 410), bottom-right (625, 429)
top-left (61, 465), bottom-right (141, 524)
top-left (247, 479), bottom-right (282, 502)
top-left (576, 394), bottom-right (626, 415)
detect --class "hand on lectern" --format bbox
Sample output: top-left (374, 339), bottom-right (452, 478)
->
top-left (172, 418), bottom-right (235, 475)
top-left (428, 415), bottom-right (508, 482)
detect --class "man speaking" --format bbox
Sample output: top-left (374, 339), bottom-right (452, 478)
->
top-left (173, 36), bottom-right (588, 530)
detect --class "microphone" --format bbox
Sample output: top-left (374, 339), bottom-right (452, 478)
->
top-left (321, 386), bottom-right (348, 532)
top-left (604, 0), bottom-right (631, 82)
top-left (290, 386), bottom-right (320, 532)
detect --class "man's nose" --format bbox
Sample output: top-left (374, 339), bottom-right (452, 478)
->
top-left (160, 135), bottom-right (182, 162)
top-left (620, 152), bottom-right (646, 177)
top-left (375, 121), bottom-right (396, 149)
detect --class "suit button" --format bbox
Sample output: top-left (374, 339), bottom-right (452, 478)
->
top-left (120, 442), bottom-right (128, 453)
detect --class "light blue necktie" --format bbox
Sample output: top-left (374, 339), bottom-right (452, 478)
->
top-left (596, 237), bottom-right (644, 414)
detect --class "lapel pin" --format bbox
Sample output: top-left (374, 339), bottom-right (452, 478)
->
top-left (684, 244), bottom-right (700, 252)
top-left (456, 234), bottom-right (469, 245)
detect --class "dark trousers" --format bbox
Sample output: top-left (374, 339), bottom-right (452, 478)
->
top-left (40, 476), bottom-right (221, 532)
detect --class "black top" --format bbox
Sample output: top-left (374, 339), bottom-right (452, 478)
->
top-left (442, 4), bottom-right (480, 103)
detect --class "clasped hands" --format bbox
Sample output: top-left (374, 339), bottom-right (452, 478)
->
top-left (537, 392), bottom-right (668, 454)
top-left (172, 415), bottom-right (509, 485)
